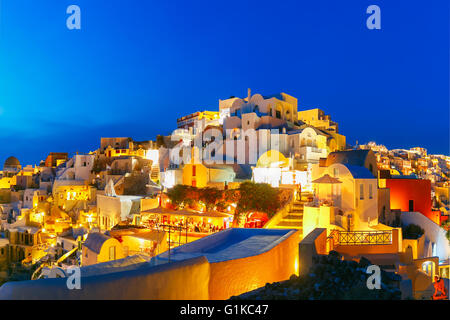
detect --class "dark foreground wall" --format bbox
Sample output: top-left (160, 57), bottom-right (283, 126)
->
top-left (0, 256), bottom-right (210, 300)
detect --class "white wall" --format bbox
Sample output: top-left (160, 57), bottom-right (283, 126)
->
top-left (22, 189), bottom-right (36, 209)
top-left (74, 155), bottom-right (95, 181)
top-left (97, 195), bottom-right (141, 229)
top-left (401, 211), bottom-right (450, 261)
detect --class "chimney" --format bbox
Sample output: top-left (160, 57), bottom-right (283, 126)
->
top-left (247, 88), bottom-right (251, 101)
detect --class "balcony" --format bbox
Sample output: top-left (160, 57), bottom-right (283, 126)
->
top-left (298, 146), bottom-right (327, 162)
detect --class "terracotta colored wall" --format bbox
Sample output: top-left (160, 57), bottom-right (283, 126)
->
top-left (314, 229), bottom-right (328, 255)
top-left (385, 179), bottom-right (433, 221)
top-left (428, 210), bottom-right (442, 225)
top-left (208, 230), bottom-right (300, 300)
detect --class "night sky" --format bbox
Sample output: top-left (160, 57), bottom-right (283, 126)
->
top-left (0, 0), bottom-right (448, 166)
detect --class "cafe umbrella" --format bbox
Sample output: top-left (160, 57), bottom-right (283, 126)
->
top-left (311, 174), bottom-right (342, 204)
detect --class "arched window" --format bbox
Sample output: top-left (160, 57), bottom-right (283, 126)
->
top-left (276, 110), bottom-right (281, 119)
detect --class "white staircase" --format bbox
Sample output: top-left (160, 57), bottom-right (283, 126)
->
top-left (150, 164), bottom-right (160, 182)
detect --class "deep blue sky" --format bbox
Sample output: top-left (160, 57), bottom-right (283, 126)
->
top-left (0, 0), bottom-right (448, 166)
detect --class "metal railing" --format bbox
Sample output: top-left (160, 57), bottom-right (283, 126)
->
top-left (328, 229), bottom-right (392, 246)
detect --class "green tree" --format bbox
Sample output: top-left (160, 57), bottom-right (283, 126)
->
top-left (167, 184), bottom-right (190, 208)
top-left (235, 181), bottom-right (280, 222)
top-left (199, 187), bottom-right (222, 211)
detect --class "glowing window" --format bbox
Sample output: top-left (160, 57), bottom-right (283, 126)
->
top-left (422, 261), bottom-right (433, 277)
top-left (109, 246), bottom-right (116, 260)
top-left (333, 168), bottom-right (339, 177)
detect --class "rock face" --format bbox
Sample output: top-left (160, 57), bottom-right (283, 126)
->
top-left (231, 252), bottom-right (402, 300)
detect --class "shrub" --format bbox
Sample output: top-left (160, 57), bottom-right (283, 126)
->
top-left (402, 223), bottom-right (425, 240)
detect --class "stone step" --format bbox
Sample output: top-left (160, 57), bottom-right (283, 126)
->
top-left (284, 214), bottom-right (303, 220)
top-left (274, 225), bottom-right (303, 230)
top-left (282, 219), bottom-right (302, 223)
top-left (276, 220), bottom-right (303, 227)
top-left (271, 225), bottom-right (302, 230)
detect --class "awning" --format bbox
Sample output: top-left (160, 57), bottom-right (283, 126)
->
top-left (312, 174), bottom-right (342, 184)
top-left (141, 207), bottom-right (232, 219)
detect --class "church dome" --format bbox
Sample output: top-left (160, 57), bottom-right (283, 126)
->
top-left (4, 156), bottom-right (21, 170)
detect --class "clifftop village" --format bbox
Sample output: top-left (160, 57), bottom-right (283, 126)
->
top-left (0, 90), bottom-right (448, 299)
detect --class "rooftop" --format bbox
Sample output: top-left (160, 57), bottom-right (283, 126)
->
top-left (83, 232), bottom-right (111, 254)
top-left (152, 228), bottom-right (297, 264)
top-left (344, 164), bottom-right (376, 179)
top-left (326, 149), bottom-right (372, 167)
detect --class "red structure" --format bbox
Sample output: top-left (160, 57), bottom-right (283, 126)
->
top-left (384, 178), bottom-right (439, 224)
top-left (432, 276), bottom-right (448, 300)
top-left (245, 212), bottom-right (269, 228)
top-left (44, 152), bottom-right (68, 167)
